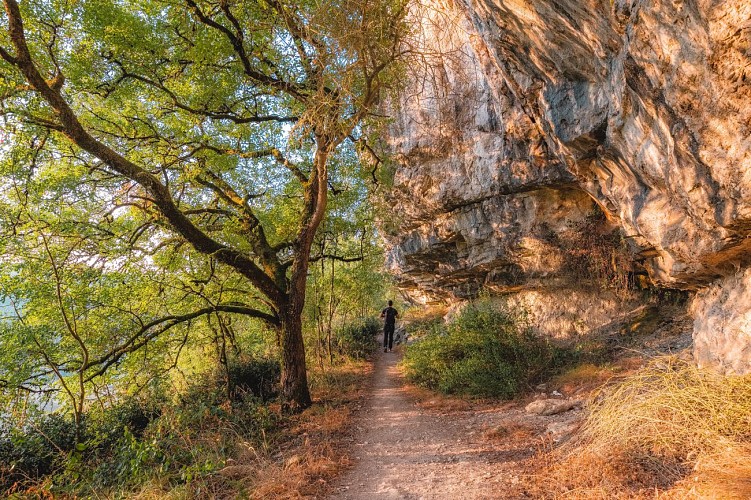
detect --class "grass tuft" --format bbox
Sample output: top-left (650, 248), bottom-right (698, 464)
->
top-left (484, 422), bottom-right (535, 443)
top-left (535, 356), bottom-right (751, 498)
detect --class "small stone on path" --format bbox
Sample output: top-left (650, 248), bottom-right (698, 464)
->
top-left (524, 398), bottom-right (581, 416)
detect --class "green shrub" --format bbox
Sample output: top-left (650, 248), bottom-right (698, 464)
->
top-left (335, 317), bottom-right (380, 359)
top-left (86, 398), bottom-right (163, 452)
top-left (0, 414), bottom-right (73, 491)
top-left (197, 356), bottom-right (281, 402)
top-left (0, 401), bottom-right (164, 494)
top-left (75, 376), bottom-right (277, 494)
top-left (403, 300), bottom-right (565, 399)
top-left (1, 362), bottom-right (280, 496)
top-left (226, 356), bottom-right (281, 401)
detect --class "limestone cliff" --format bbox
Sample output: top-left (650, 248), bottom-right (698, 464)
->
top-left (382, 0), bottom-right (751, 372)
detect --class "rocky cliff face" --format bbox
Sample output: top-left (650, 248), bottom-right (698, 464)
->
top-left (382, 0), bottom-right (751, 372)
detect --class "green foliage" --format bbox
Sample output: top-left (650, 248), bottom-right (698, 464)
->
top-left (0, 399), bottom-right (162, 493)
top-left (81, 385), bottom-right (276, 494)
top-left (0, 370), bottom-right (279, 496)
top-left (403, 300), bottom-right (567, 399)
top-left (334, 317), bottom-right (381, 359)
top-left (0, 413), bottom-right (78, 491)
top-left (0, 0), bottom-right (409, 494)
top-left (221, 356), bottom-right (281, 402)
top-left (87, 399), bottom-right (163, 451)
top-left (302, 196), bottom-right (392, 365)
top-left (0, 0), bottom-right (410, 413)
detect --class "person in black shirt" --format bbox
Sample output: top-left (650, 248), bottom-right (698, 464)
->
top-left (380, 300), bottom-right (399, 352)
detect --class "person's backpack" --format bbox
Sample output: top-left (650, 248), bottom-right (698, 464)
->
top-left (383, 307), bottom-right (397, 324)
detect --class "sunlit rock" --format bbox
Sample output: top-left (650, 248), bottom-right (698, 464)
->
top-left (382, 0), bottom-right (751, 370)
top-left (691, 269), bottom-right (751, 374)
top-left (525, 398), bottom-right (581, 416)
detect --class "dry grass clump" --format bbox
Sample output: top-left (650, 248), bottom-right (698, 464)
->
top-left (233, 360), bottom-right (370, 499)
top-left (309, 359), bottom-right (373, 404)
top-left (536, 356), bottom-right (751, 498)
top-left (484, 422), bottom-right (536, 443)
top-left (244, 440), bottom-right (349, 499)
top-left (549, 362), bottom-right (620, 395)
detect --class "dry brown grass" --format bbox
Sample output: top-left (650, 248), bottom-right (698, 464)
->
top-left (529, 356), bottom-right (751, 499)
top-left (551, 354), bottom-right (648, 394)
top-left (549, 362), bottom-right (619, 396)
top-left (309, 359), bottom-right (373, 404)
top-left (244, 440), bottom-right (349, 499)
top-left (241, 360), bottom-right (370, 499)
top-left (483, 421), bottom-right (536, 443)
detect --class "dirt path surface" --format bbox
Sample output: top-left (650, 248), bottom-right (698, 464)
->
top-left (327, 349), bottom-right (579, 499)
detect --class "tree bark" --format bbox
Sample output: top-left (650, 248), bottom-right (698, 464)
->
top-left (275, 146), bottom-right (330, 411)
top-left (279, 308), bottom-right (312, 411)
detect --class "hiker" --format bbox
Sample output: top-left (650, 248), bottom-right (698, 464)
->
top-left (380, 300), bottom-right (399, 352)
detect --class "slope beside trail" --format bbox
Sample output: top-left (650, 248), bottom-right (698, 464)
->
top-left (327, 347), bottom-right (566, 499)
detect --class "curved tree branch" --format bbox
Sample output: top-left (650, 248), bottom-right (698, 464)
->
top-left (82, 304), bottom-right (279, 382)
top-left (2, 0), bottom-right (285, 305)
top-left (184, 0), bottom-right (310, 101)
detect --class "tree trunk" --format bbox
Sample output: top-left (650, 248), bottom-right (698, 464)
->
top-left (279, 309), bottom-right (312, 411)
top-left (328, 257), bottom-right (335, 365)
top-left (275, 146), bottom-right (329, 411)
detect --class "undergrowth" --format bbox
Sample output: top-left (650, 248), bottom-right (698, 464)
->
top-left (402, 299), bottom-right (574, 399)
top-left (1, 351), bottom-right (371, 498)
top-left (1, 357), bottom-right (281, 497)
top-left (334, 317), bottom-right (381, 359)
top-left (535, 356), bottom-right (751, 498)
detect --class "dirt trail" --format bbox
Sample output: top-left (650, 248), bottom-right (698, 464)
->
top-left (327, 348), bottom-right (564, 499)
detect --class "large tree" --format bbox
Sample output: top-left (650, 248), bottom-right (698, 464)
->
top-left (0, 0), bottom-right (407, 410)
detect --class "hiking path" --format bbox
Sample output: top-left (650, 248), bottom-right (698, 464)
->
top-left (326, 347), bottom-right (576, 499)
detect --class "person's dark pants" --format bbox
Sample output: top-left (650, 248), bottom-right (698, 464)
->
top-left (383, 323), bottom-right (395, 350)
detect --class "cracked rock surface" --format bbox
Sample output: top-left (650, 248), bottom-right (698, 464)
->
top-left (383, 0), bottom-right (751, 372)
